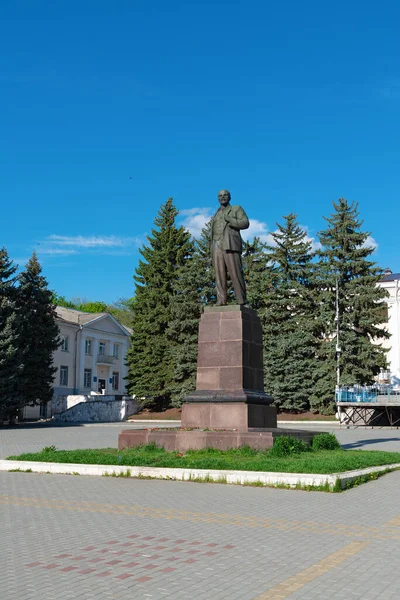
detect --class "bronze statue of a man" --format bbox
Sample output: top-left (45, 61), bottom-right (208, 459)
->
top-left (211, 189), bottom-right (249, 306)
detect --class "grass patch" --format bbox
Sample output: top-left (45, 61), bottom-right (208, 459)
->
top-left (7, 442), bottom-right (400, 475)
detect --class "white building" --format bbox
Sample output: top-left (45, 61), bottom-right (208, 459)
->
top-left (23, 306), bottom-right (132, 419)
top-left (378, 271), bottom-right (400, 382)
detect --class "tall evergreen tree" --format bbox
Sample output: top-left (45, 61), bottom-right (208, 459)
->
top-left (167, 220), bottom-right (216, 407)
top-left (0, 248), bottom-right (21, 422)
top-left (126, 198), bottom-right (192, 407)
top-left (17, 253), bottom-right (60, 409)
top-left (263, 214), bottom-right (318, 411)
top-left (242, 237), bottom-right (271, 320)
top-left (311, 198), bottom-right (389, 412)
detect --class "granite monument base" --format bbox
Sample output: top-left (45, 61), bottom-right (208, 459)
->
top-left (118, 427), bottom-right (315, 453)
top-left (118, 305), bottom-right (315, 453)
top-left (181, 399), bottom-right (277, 430)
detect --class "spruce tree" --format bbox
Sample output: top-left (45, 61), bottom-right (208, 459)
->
top-left (0, 248), bottom-right (21, 422)
top-left (126, 198), bottom-right (192, 407)
top-left (17, 253), bottom-right (60, 409)
top-left (263, 214), bottom-right (317, 412)
top-left (242, 237), bottom-right (271, 320)
top-left (167, 220), bottom-right (216, 407)
top-left (311, 198), bottom-right (389, 412)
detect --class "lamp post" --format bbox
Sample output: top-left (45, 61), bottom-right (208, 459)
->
top-left (334, 276), bottom-right (341, 388)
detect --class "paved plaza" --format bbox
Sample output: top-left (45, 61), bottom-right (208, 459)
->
top-left (2, 423), bottom-right (400, 599)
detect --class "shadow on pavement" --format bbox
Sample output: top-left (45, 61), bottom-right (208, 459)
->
top-left (342, 437), bottom-right (400, 450)
top-left (0, 421), bottom-right (84, 429)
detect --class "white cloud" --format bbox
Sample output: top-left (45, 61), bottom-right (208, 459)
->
top-left (242, 219), bottom-right (275, 245)
top-left (47, 235), bottom-right (139, 248)
top-left (33, 234), bottom-right (144, 258)
top-left (37, 248), bottom-right (78, 256)
top-left (362, 235), bottom-right (378, 251)
top-left (301, 225), bottom-right (321, 252)
top-left (179, 208), bottom-right (213, 238)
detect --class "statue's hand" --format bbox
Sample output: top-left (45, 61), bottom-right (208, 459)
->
top-left (223, 208), bottom-right (232, 222)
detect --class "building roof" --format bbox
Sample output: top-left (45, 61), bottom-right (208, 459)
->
top-left (55, 306), bottom-right (131, 335)
top-left (381, 273), bottom-right (400, 282)
top-left (55, 306), bottom-right (108, 325)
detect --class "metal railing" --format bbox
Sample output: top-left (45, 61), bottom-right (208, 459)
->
top-left (335, 385), bottom-right (400, 403)
top-left (96, 354), bottom-right (115, 364)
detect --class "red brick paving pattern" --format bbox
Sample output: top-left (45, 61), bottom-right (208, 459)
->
top-left (24, 532), bottom-right (236, 585)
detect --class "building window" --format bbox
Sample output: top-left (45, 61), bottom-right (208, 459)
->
top-left (60, 366), bottom-right (68, 386)
top-left (113, 343), bottom-right (119, 359)
top-left (112, 371), bottom-right (119, 391)
top-left (61, 335), bottom-right (69, 351)
top-left (84, 369), bottom-right (92, 388)
top-left (99, 342), bottom-right (106, 356)
top-left (85, 339), bottom-right (92, 355)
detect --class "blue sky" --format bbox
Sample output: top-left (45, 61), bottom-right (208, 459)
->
top-left (1, 1), bottom-right (399, 303)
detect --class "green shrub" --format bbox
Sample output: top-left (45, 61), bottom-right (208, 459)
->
top-left (42, 445), bottom-right (57, 453)
top-left (269, 436), bottom-right (310, 458)
top-left (312, 433), bottom-right (341, 451)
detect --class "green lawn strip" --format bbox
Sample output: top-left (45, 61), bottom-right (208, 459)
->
top-left (7, 446), bottom-right (400, 474)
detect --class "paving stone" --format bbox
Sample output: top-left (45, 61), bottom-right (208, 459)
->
top-left (2, 424), bottom-right (400, 599)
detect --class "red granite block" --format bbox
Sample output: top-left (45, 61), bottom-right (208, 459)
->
top-left (42, 564), bottom-right (60, 569)
top-left (209, 404), bottom-right (248, 430)
top-left (135, 576), bottom-right (153, 583)
top-left (219, 318), bottom-right (242, 341)
top-left (125, 562), bottom-right (139, 568)
top-left (118, 430), bottom-right (149, 449)
top-left (198, 341), bottom-right (242, 367)
top-left (176, 431), bottom-right (209, 450)
top-left (161, 567), bottom-right (177, 573)
top-left (196, 368), bottom-right (220, 390)
top-left (205, 431), bottom-right (240, 450)
top-left (60, 566), bottom-right (79, 572)
top-left (116, 573), bottom-right (133, 580)
top-left (219, 366), bottom-right (243, 390)
top-left (96, 571), bottom-right (113, 577)
top-left (183, 559), bottom-right (197, 564)
top-left (148, 430), bottom-right (176, 451)
top-left (198, 321), bottom-right (220, 342)
top-left (181, 403), bottom-right (211, 428)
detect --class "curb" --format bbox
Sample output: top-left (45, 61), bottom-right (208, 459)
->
top-left (277, 421), bottom-right (338, 426)
top-left (1, 460), bottom-right (399, 490)
top-left (126, 420), bottom-right (181, 424)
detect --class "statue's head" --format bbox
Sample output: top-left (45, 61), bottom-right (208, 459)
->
top-left (218, 189), bottom-right (231, 206)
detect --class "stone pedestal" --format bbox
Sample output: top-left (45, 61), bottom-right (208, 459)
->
top-left (181, 305), bottom-right (277, 430)
top-left (117, 305), bottom-right (309, 453)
